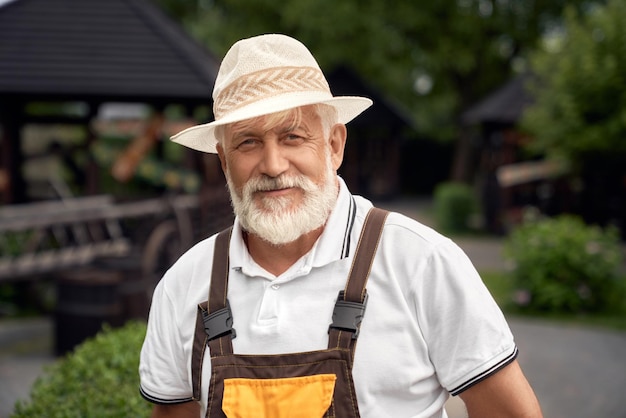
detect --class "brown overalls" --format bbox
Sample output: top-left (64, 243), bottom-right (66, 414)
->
top-left (191, 208), bottom-right (388, 418)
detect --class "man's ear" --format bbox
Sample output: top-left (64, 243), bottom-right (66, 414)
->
top-left (329, 124), bottom-right (347, 171)
top-left (216, 142), bottom-right (228, 174)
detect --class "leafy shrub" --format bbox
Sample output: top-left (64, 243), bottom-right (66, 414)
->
top-left (504, 215), bottom-right (625, 314)
top-left (433, 181), bottom-right (478, 234)
top-left (12, 321), bottom-right (152, 418)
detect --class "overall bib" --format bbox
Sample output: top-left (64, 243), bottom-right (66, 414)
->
top-left (191, 208), bottom-right (388, 418)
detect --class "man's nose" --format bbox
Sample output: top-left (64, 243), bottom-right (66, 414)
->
top-left (259, 141), bottom-right (289, 177)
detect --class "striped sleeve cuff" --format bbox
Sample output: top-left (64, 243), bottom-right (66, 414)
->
top-left (449, 346), bottom-right (519, 396)
top-left (139, 385), bottom-right (195, 405)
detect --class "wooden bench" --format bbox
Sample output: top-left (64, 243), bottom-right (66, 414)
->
top-left (0, 195), bottom-right (131, 281)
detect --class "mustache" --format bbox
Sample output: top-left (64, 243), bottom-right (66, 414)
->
top-left (244, 175), bottom-right (312, 194)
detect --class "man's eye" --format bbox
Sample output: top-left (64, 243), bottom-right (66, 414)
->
top-left (237, 138), bottom-right (257, 148)
top-left (285, 133), bottom-right (303, 141)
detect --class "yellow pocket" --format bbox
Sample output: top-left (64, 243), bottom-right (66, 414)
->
top-left (222, 374), bottom-right (337, 418)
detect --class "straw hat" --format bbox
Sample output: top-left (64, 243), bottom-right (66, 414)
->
top-left (171, 34), bottom-right (373, 153)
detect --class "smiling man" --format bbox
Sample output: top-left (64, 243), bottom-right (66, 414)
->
top-left (139, 34), bottom-right (542, 418)
top-left (218, 104), bottom-right (345, 274)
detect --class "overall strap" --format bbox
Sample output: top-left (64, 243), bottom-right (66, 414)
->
top-left (192, 226), bottom-right (233, 401)
top-left (328, 207), bottom-right (389, 354)
top-left (207, 227), bottom-right (235, 357)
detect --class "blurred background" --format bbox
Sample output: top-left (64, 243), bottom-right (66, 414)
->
top-left (0, 0), bottom-right (625, 416)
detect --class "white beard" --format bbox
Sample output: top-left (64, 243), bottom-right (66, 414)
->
top-left (226, 153), bottom-right (338, 246)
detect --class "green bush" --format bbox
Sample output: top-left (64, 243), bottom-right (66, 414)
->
top-left (433, 181), bottom-right (478, 234)
top-left (504, 215), bottom-right (625, 314)
top-left (12, 321), bottom-right (152, 418)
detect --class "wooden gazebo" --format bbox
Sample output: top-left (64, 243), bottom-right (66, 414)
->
top-left (0, 0), bottom-right (220, 204)
top-left (328, 66), bottom-right (427, 199)
top-left (461, 74), bottom-right (574, 233)
top-left (0, 0), bottom-right (227, 352)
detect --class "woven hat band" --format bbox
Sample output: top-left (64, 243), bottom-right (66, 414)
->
top-left (214, 66), bottom-right (331, 120)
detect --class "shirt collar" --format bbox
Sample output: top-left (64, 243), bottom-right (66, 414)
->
top-left (228, 177), bottom-right (356, 277)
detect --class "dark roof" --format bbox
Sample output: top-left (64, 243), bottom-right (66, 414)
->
top-left (0, 0), bottom-right (219, 104)
top-left (461, 73), bottom-right (534, 126)
top-left (328, 65), bottom-right (417, 132)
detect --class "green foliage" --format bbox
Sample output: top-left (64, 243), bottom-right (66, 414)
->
top-left (481, 270), bottom-right (626, 330)
top-left (156, 0), bottom-right (593, 142)
top-left (433, 181), bottom-right (477, 234)
top-left (522, 0), bottom-right (626, 163)
top-left (0, 230), bottom-right (34, 257)
top-left (504, 215), bottom-right (625, 314)
top-left (480, 271), bottom-right (515, 309)
top-left (12, 321), bottom-right (152, 418)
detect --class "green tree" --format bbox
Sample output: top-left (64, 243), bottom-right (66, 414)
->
top-left (521, 0), bottom-right (626, 163)
top-left (156, 0), bottom-right (594, 143)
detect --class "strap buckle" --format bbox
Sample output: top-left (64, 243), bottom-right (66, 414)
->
top-left (202, 299), bottom-right (236, 341)
top-left (328, 290), bottom-right (368, 339)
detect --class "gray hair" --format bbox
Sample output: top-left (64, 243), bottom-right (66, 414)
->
top-left (214, 104), bottom-right (338, 145)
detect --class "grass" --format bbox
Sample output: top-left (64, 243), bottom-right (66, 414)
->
top-left (480, 270), bottom-right (626, 331)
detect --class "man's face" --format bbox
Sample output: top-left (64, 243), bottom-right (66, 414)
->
top-left (216, 105), bottom-right (346, 245)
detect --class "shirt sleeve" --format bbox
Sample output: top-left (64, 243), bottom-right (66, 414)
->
top-left (139, 274), bottom-right (195, 404)
top-left (414, 238), bottom-right (518, 396)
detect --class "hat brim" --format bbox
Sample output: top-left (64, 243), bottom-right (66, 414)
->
top-left (171, 94), bottom-right (373, 153)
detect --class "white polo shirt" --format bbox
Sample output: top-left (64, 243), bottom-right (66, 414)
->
top-left (139, 178), bottom-right (517, 418)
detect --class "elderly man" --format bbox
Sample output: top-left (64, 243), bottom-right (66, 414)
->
top-left (139, 34), bottom-right (542, 418)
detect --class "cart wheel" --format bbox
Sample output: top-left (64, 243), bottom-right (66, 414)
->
top-left (142, 219), bottom-right (182, 283)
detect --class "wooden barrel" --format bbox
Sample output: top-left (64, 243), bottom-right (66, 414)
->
top-left (54, 269), bottom-right (122, 356)
top-left (92, 254), bottom-right (151, 321)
